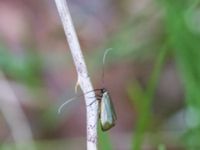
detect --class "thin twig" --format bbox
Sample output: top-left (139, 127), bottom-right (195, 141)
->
top-left (54, 0), bottom-right (98, 150)
top-left (0, 71), bottom-right (36, 150)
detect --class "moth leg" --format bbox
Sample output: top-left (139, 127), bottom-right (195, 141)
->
top-left (95, 94), bottom-right (102, 100)
top-left (87, 97), bottom-right (101, 107)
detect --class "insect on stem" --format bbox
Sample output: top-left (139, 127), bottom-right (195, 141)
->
top-left (58, 48), bottom-right (117, 131)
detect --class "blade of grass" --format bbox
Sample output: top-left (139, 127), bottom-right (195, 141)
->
top-left (128, 45), bottom-right (168, 150)
top-left (98, 126), bottom-right (113, 150)
top-left (161, 0), bottom-right (200, 149)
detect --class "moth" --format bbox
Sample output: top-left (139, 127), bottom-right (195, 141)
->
top-left (97, 88), bottom-right (117, 131)
top-left (58, 49), bottom-right (116, 131)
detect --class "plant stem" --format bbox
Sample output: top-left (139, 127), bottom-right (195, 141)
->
top-left (54, 0), bottom-right (98, 150)
top-left (0, 71), bottom-right (36, 150)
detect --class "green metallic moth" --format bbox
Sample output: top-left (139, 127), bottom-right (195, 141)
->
top-left (58, 88), bottom-right (117, 131)
top-left (96, 88), bottom-right (117, 131)
top-left (58, 47), bottom-right (116, 131)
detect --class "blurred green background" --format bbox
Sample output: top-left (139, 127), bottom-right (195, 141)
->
top-left (0, 0), bottom-right (200, 150)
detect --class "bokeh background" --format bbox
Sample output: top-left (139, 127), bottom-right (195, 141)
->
top-left (0, 0), bottom-right (200, 150)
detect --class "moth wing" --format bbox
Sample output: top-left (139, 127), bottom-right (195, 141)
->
top-left (100, 92), bottom-right (116, 131)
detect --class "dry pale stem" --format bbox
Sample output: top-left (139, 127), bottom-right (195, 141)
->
top-left (54, 0), bottom-right (98, 150)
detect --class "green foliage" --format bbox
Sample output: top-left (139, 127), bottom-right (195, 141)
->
top-left (128, 46), bottom-right (168, 150)
top-left (127, 0), bottom-right (200, 149)
top-left (98, 125), bottom-right (113, 150)
top-left (160, 0), bottom-right (200, 149)
top-left (158, 144), bottom-right (166, 150)
top-left (0, 43), bottom-right (42, 87)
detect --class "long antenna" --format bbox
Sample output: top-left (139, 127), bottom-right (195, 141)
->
top-left (58, 96), bottom-right (78, 114)
top-left (58, 89), bottom-right (102, 114)
top-left (59, 48), bottom-right (113, 114)
top-left (102, 48), bottom-right (113, 86)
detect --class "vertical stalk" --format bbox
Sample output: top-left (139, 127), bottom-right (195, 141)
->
top-left (0, 71), bottom-right (36, 150)
top-left (54, 0), bottom-right (98, 150)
